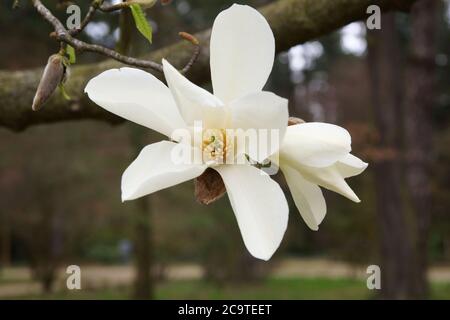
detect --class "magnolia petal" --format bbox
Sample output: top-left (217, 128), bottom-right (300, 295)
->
top-left (230, 91), bottom-right (288, 162)
top-left (210, 4), bottom-right (275, 103)
top-left (282, 165), bottom-right (326, 231)
top-left (280, 122), bottom-right (352, 168)
top-left (296, 164), bottom-right (361, 203)
top-left (162, 59), bottom-right (226, 128)
top-left (215, 164), bottom-right (289, 261)
top-left (122, 141), bottom-right (206, 201)
top-left (85, 68), bottom-right (185, 137)
top-left (336, 154), bottom-right (368, 178)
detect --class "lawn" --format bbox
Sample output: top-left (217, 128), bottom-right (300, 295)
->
top-left (12, 277), bottom-right (450, 300)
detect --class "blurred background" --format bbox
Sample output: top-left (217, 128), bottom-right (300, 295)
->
top-left (0, 0), bottom-right (449, 299)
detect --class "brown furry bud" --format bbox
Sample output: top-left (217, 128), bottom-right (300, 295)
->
top-left (194, 168), bottom-right (226, 205)
top-left (179, 32), bottom-right (199, 45)
top-left (32, 54), bottom-right (66, 111)
top-left (288, 117), bottom-right (305, 126)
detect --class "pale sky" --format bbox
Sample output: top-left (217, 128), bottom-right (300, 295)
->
top-left (340, 22), bottom-right (367, 56)
top-left (287, 21), bottom-right (367, 77)
top-left (446, 0), bottom-right (450, 24)
top-left (288, 42), bottom-right (324, 72)
top-left (85, 22), bottom-right (110, 41)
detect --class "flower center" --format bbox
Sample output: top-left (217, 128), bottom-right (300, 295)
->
top-left (202, 129), bottom-right (232, 165)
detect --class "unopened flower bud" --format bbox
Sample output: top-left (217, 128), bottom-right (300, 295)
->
top-left (179, 32), bottom-right (199, 46)
top-left (32, 54), bottom-right (66, 111)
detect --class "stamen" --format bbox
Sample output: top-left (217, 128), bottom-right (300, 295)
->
top-left (202, 129), bottom-right (232, 165)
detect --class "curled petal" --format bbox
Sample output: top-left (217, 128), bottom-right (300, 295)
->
top-left (280, 122), bottom-right (352, 168)
top-left (282, 165), bottom-right (326, 231)
top-left (295, 163), bottom-right (361, 203)
top-left (336, 154), bottom-right (368, 178)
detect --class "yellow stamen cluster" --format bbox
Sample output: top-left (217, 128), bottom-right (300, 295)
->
top-left (202, 129), bottom-right (232, 165)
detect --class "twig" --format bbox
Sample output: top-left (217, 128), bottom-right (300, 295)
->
top-left (99, 1), bottom-right (129, 12)
top-left (178, 32), bottom-right (200, 74)
top-left (65, 36), bottom-right (164, 71)
top-left (32, 0), bottom-right (199, 73)
top-left (69, 3), bottom-right (98, 36)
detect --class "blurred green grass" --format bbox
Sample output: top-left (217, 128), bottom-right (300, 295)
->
top-left (11, 277), bottom-right (450, 300)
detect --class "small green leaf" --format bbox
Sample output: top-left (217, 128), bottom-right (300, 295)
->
top-left (58, 83), bottom-right (71, 101)
top-left (129, 4), bottom-right (153, 44)
top-left (66, 45), bottom-right (76, 64)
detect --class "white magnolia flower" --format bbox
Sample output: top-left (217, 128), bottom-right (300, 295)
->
top-left (273, 122), bottom-right (368, 231)
top-left (85, 4), bottom-right (290, 260)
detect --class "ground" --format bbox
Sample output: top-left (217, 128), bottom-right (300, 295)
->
top-left (1, 258), bottom-right (450, 299)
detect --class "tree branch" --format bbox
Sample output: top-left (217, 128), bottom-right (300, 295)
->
top-left (69, 3), bottom-right (98, 36)
top-left (1, 0), bottom-right (415, 131)
top-left (33, 0), bottom-right (164, 72)
top-left (33, 0), bottom-right (199, 74)
top-left (99, 1), bottom-right (130, 12)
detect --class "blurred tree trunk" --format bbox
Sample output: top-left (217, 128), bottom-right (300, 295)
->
top-left (367, 13), bottom-right (417, 299)
top-left (29, 206), bottom-right (59, 294)
top-left (0, 212), bottom-right (11, 268)
top-left (117, 5), bottom-right (154, 299)
top-left (130, 192), bottom-right (153, 300)
top-left (404, 0), bottom-right (437, 299)
top-left (129, 126), bottom-right (153, 299)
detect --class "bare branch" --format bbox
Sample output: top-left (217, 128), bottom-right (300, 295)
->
top-left (32, 0), bottom-right (200, 74)
top-left (32, 0), bottom-right (66, 33)
top-left (32, 0), bottom-right (164, 72)
top-left (64, 35), bottom-right (164, 71)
